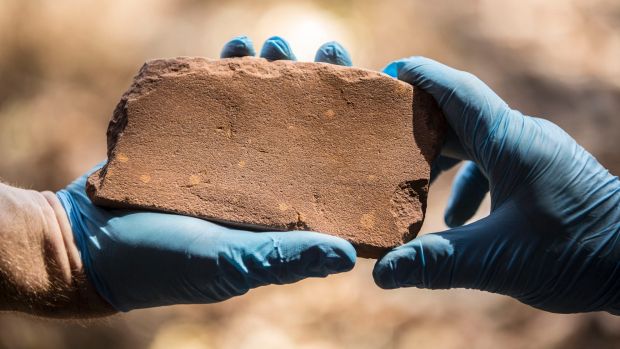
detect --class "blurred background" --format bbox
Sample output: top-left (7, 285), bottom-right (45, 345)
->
top-left (1, 0), bottom-right (620, 348)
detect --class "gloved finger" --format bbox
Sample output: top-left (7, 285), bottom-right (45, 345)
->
top-left (430, 155), bottom-right (460, 184)
top-left (188, 229), bottom-right (356, 300)
top-left (220, 35), bottom-right (256, 58)
top-left (373, 209), bottom-right (511, 291)
top-left (444, 161), bottom-right (489, 227)
top-left (383, 57), bottom-right (512, 164)
top-left (260, 36), bottom-right (297, 61)
top-left (314, 41), bottom-right (352, 66)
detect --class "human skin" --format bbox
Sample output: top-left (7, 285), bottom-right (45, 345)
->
top-left (0, 183), bottom-right (114, 317)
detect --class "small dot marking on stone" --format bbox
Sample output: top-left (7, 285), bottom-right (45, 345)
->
top-left (117, 153), bottom-right (129, 163)
top-left (139, 174), bottom-right (151, 183)
top-left (324, 109), bottom-right (335, 118)
top-left (278, 203), bottom-right (288, 211)
top-left (360, 213), bottom-right (375, 229)
top-left (189, 175), bottom-right (200, 185)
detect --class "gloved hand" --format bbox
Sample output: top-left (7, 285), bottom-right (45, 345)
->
top-left (57, 36), bottom-right (356, 312)
top-left (374, 57), bottom-right (620, 314)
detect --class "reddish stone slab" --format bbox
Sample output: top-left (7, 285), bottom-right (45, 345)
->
top-left (87, 57), bottom-right (446, 258)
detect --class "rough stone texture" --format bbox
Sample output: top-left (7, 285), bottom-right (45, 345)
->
top-left (87, 57), bottom-right (446, 258)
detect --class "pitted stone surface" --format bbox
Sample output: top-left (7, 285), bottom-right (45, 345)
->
top-left (87, 57), bottom-right (446, 258)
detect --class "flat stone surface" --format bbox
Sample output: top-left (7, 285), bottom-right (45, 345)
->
top-left (87, 57), bottom-right (446, 258)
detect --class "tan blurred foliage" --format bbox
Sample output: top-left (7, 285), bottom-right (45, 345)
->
top-left (1, 0), bottom-right (620, 348)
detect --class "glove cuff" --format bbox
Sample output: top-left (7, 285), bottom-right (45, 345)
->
top-left (56, 189), bottom-right (121, 311)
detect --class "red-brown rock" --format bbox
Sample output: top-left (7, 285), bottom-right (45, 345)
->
top-left (86, 57), bottom-right (446, 258)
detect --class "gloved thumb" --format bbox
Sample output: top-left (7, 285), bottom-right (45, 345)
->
top-left (373, 212), bottom-right (506, 291)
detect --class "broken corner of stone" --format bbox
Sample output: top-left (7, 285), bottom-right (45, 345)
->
top-left (86, 56), bottom-right (447, 259)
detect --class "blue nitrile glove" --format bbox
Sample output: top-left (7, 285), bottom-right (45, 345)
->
top-left (374, 57), bottom-right (620, 314)
top-left (57, 37), bottom-right (356, 312)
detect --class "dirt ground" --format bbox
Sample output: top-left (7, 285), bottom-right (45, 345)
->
top-left (1, 0), bottom-right (620, 348)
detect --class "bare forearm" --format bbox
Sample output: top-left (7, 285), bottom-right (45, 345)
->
top-left (0, 182), bottom-right (114, 317)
